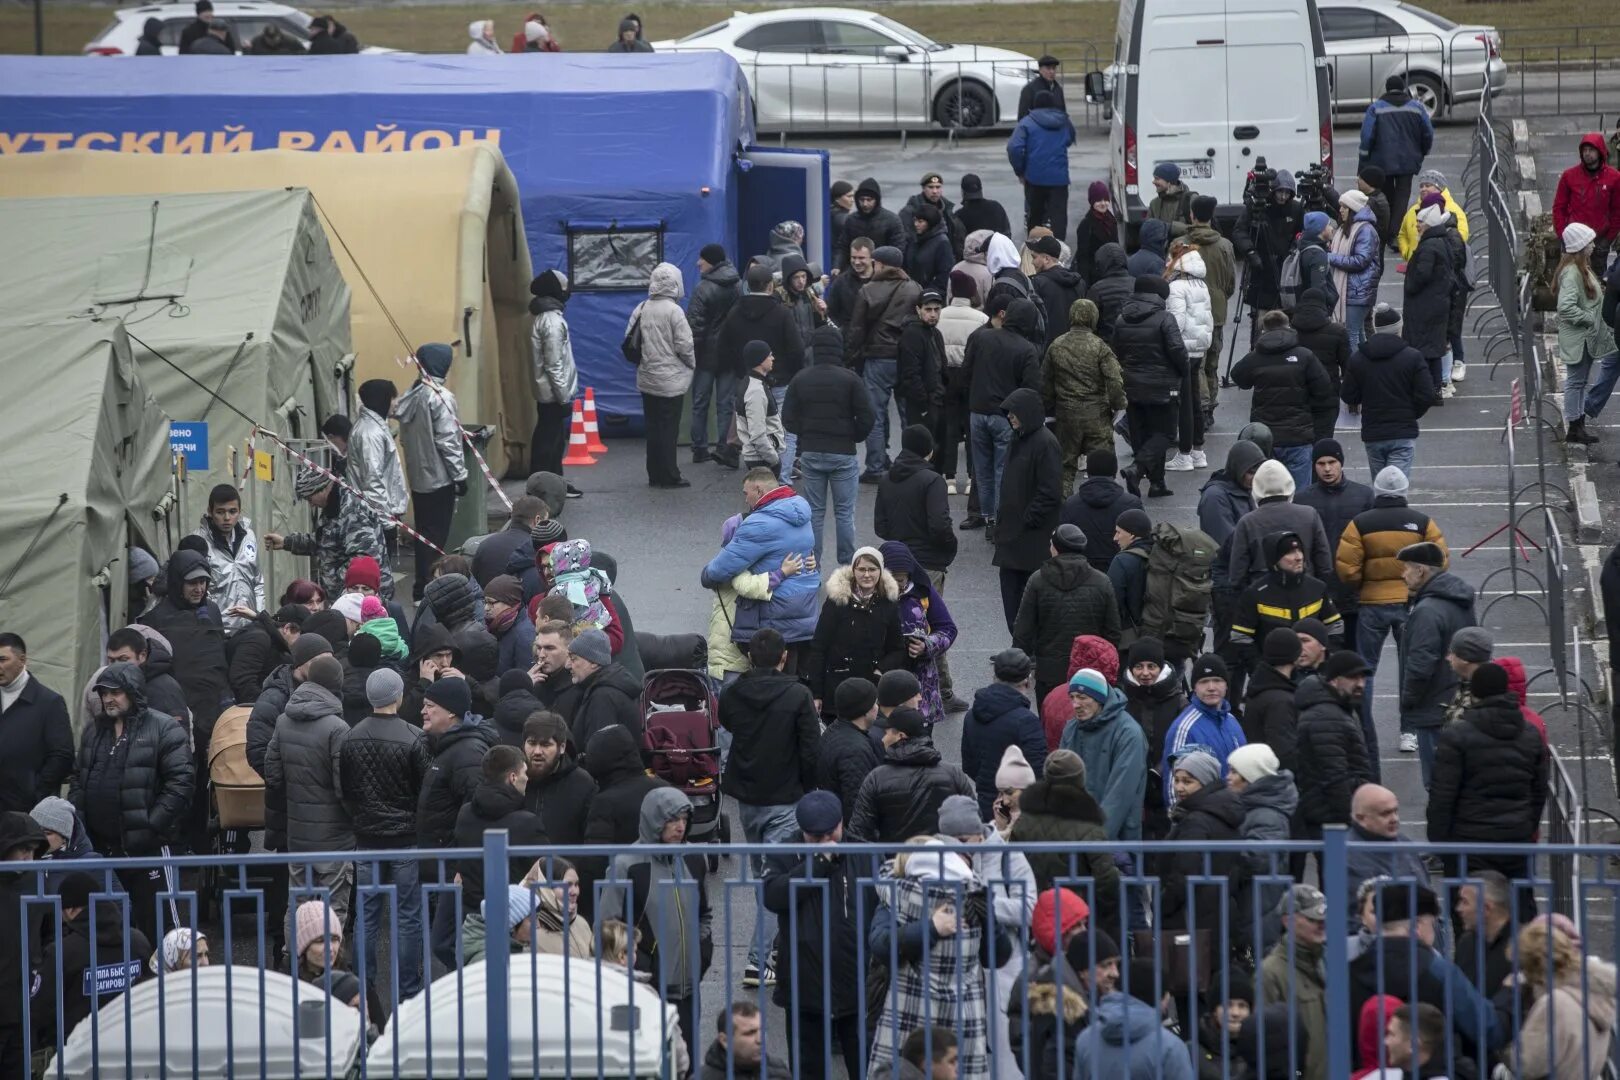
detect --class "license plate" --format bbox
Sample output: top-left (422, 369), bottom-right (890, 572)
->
top-left (1170, 158), bottom-right (1214, 179)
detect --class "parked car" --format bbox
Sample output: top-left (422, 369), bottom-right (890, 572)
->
top-left (84, 2), bottom-right (396, 56)
top-left (1318, 0), bottom-right (1506, 117)
top-left (650, 7), bottom-right (1038, 132)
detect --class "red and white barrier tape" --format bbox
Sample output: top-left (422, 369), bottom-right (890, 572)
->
top-left (399, 354), bottom-right (513, 513)
top-left (254, 426), bottom-right (445, 557)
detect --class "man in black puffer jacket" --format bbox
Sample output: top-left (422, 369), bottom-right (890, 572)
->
top-left (340, 667), bottom-right (433, 999)
top-left (876, 424), bottom-right (957, 575)
top-left (453, 744), bottom-right (548, 917)
top-left (785, 322), bottom-right (875, 567)
top-left (1240, 629), bottom-right (1302, 772)
top-left (963, 297), bottom-right (1043, 533)
top-left (1427, 662), bottom-right (1547, 887)
top-left (224, 607), bottom-right (298, 705)
top-left (994, 388), bottom-right (1065, 632)
top-left (1060, 448), bottom-right (1142, 572)
top-left (837, 177), bottom-right (907, 271)
top-left (520, 711), bottom-right (596, 845)
top-left (565, 629), bottom-right (642, 750)
top-left (68, 663), bottom-right (192, 938)
top-left (1292, 653), bottom-right (1375, 841)
top-left (1112, 277), bottom-right (1188, 497)
top-left (1230, 309), bottom-right (1336, 489)
top-left (896, 292), bottom-right (946, 429)
top-left (1013, 523), bottom-right (1121, 701)
top-left (1289, 288), bottom-right (1351, 415)
top-left (137, 548), bottom-right (228, 850)
top-left (416, 675), bottom-right (497, 966)
top-left (1339, 304), bottom-right (1436, 478)
top-left (1085, 243), bottom-right (1134, 343)
top-left (847, 707), bottom-right (973, 843)
top-left (579, 724), bottom-right (670, 903)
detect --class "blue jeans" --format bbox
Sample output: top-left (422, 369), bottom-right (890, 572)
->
top-left (690, 368), bottom-right (736, 453)
top-left (1274, 443), bottom-right (1311, 490)
top-left (970, 411), bottom-right (1013, 520)
top-left (862, 359), bottom-right (897, 475)
top-left (771, 384), bottom-right (797, 478)
top-left (1357, 601), bottom-right (1408, 751)
top-left (736, 801), bottom-right (801, 969)
top-left (356, 854), bottom-right (424, 1001)
top-left (1584, 350), bottom-right (1620, 418)
top-left (798, 451), bottom-right (859, 566)
top-left (1417, 728), bottom-right (1439, 790)
top-left (1347, 303), bottom-right (1370, 354)
top-left (1440, 349), bottom-right (1454, 386)
top-left (1364, 438), bottom-right (1414, 481)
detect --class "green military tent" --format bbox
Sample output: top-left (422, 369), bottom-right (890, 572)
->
top-left (0, 317), bottom-right (174, 701)
top-left (0, 189), bottom-right (353, 602)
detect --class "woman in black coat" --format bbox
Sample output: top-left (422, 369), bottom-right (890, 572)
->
top-left (1072, 181), bottom-right (1119, 287)
top-left (805, 548), bottom-right (904, 717)
top-left (1401, 215), bottom-right (1456, 389)
top-left (1157, 753), bottom-right (1245, 933)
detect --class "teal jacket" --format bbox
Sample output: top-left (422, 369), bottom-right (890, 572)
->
top-left (1059, 686), bottom-right (1146, 842)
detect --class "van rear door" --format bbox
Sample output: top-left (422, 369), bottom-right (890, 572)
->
top-left (1224, 0), bottom-right (1332, 199)
top-left (1135, 6), bottom-right (1229, 204)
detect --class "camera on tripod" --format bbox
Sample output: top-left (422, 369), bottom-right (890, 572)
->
top-left (1242, 156), bottom-right (1277, 213)
top-left (1295, 162), bottom-right (1333, 213)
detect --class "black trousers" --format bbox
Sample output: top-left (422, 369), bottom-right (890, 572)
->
top-left (1177, 362), bottom-right (1205, 453)
top-left (1127, 400), bottom-right (1177, 486)
top-left (116, 862), bottom-right (169, 942)
top-left (411, 484), bottom-right (456, 599)
top-left (641, 392), bottom-right (685, 485)
top-left (1026, 183), bottom-right (1069, 241)
top-left (1382, 174), bottom-right (1415, 244)
top-left (786, 1011), bottom-right (863, 1080)
top-left (530, 401), bottom-right (570, 475)
top-left (1000, 567), bottom-right (1034, 634)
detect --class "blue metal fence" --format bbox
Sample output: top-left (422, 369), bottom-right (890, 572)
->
top-left (3, 831), bottom-right (1614, 1079)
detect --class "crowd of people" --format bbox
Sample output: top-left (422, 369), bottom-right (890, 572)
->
top-left (4, 57), bottom-right (1620, 1080)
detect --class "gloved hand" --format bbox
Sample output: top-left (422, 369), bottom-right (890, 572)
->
top-left (1246, 251), bottom-right (1263, 272)
top-left (453, 479), bottom-right (468, 497)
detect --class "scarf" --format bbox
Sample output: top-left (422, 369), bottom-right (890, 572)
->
top-left (486, 606), bottom-right (519, 636)
top-left (547, 540), bottom-right (610, 629)
top-left (1330, 218), bottom-right (1372, 324)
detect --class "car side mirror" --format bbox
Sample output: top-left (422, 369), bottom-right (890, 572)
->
top-left (1084, 70), bottom-right (1109, 103)
top-left (883, 44), bottom-right (911, 62)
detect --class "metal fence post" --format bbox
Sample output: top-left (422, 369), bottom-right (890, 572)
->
top-left (1322, 825), bottom-right (1351, 1080)
top-left (483, 830), bottom-right (510, 1080)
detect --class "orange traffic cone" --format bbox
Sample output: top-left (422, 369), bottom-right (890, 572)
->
top-left (561, 398), bottom-right (598, 466)
top-left (582, 387), bottom-right (608, 454)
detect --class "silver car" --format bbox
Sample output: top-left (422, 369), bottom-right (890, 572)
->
top-left (1319, 0), bottom-right (1506, 118)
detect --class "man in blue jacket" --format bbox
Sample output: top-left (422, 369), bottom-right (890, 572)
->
top-left (1159, 653), bottom-right (1246, 808)
top-left (1358, 75), bottom-right (1435, 253)
top-left (1007, 89), bottom-right (1076, 242)
top-left (700, 469), bottom-right (823, 661)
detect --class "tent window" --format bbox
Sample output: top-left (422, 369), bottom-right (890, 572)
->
top-left (567, 226), bottom-right (664, 291)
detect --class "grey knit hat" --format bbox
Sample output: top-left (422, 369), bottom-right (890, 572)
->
top-left (30, 796), bottom-right (76, 841)
top-left (1169, 749), bottom-right (1222, 789)
top-left (365, 667), bottom-right (405, 708)
top-left (1449, 627), bottom-right (1494, 663)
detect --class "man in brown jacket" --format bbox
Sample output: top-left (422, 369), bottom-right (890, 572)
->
top-left (846, 246), bottom-right (922, 480)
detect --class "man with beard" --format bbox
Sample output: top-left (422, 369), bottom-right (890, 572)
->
top-left (520, 710), bottom-right (596, 845)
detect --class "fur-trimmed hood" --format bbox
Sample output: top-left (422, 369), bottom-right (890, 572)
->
top-left (1017, 774), bottom-right (1106, 824)
top-left (1027, 969), bottom-right (1087, 1023)
top-left (824, 564), bottom-right (899, 606)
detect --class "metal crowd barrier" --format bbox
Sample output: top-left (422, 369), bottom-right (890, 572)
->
top-left (3, 833), bottom-right (1615, 1079)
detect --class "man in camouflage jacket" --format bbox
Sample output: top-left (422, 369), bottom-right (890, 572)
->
top-left (266, 464), bottom-right (389, 601)
top-left (1041, 298), bottom-right (1126, 494)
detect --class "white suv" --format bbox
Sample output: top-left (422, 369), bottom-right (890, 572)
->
top-left (84, 2), bottom-right (395, 56)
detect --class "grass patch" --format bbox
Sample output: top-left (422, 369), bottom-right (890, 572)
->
top-left (0, 1), bottom-right (1611, 60)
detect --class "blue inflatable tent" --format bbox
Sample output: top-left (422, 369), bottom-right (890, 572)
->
top-left (0, 55), bottom-right (830, 421)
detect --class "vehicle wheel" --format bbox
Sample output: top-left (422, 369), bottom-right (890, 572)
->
top-left (1406, 73), bottom-right (1445, 119)
top-left (933, 81), bottom-right (994, 129)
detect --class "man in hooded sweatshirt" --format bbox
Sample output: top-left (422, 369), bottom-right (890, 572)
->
top-left (599, 788), bottom-right (712, 1067)
top-left (1230, 309), bottom-right (1336, 489)
top-left (1127, 219), bottom-right (1170, 279)
top-left (1553, 132), bottom-right (1620, 273)
top-left (1085, 242), bottom-right (1134, 344)
top-left (994, 388), bottom-right (1065, 631)
top-left (265, 654), bottom-right (354, 925)
top-left (957, 173), bottom-right (1013, 239)
top-left (138, 548), bottom-right (228, 851)
top-left (528, 269), bottom-right (580, 476)
top-left (394, 343), bottom-right (469, 599)
top-left (1395, 542), bottom-right (1477, 788)
top-left (1111, 277), bottom-right (1188, 498)
top-left (838, 178), bottom-right (907, 270)
top-left (1007, 90), bottom-right (1076, 240)
top-left (1029, 235), bottom-right (1086, 350)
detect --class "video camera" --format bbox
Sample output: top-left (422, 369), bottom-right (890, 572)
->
top-left (1243, 157), bottom-right (1334, 215)
top-left (1295, 162), bottom-right (1333, 214)
top-left (1242, 156), bottom-right (1277, 213)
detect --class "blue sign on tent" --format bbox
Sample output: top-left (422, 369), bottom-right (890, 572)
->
top-left (170, 421), bottom-right (209, 470)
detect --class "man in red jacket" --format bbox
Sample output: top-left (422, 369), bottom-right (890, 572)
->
top-left (1552, 133), bottom-right (1620, 273)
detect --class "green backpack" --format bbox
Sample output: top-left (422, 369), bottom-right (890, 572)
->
top-left (1140, 522), bottom-right (1216, 651)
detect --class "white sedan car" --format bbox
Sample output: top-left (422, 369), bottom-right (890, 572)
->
top-left (84, 1), bottom-right (396, 55)
top-left (651, 8), bottom-right (1038, 132)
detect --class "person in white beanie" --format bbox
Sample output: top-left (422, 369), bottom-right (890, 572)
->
top-left (1330, 188), bottom-right (1383, 349)
top-left (1225, 459), bottom-right (1334, 592)
top-left (466, 19), bottom-right (503, 55)
top-left (991, 743), bottom-right (1036, 834)
top-left (1226, 741), bottom-right (1297, 948)
top-left (1556, 221), bottom-right (1619, 444)
top-left (522, 19), bottom-right (552, 51)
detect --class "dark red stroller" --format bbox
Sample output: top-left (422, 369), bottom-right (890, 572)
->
top-left (639, 669), bottom-right (725, 851)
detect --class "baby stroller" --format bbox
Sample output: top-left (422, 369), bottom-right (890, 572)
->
top-left (202, 705), bottom-right (272, 920)
top-left (639, 668), bottom-right (726, 858)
